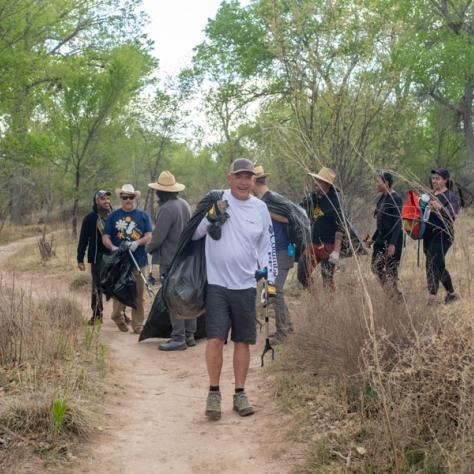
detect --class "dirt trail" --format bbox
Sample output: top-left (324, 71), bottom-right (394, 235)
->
top-left (1, 239), bottom-right (293, 474)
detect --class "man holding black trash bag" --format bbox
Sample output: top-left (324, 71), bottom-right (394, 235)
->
top-left (102, 184), bottom-right (152, 334)
top-left (146, 171), bottom-right (196, 351)
top-left (192, 158), bottom-right (277, 421)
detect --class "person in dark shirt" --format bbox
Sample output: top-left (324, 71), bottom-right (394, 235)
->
top-left (252, 165), bottom-right (293, 344)
top-left (77, 190), bottom-right (112, 325)
top-left (423, 168), bottom-right (461, 304)
top-left (299, 167), bottom-right (344, 290)
top-left (103, 184), bottom-right (153, 333)
top-left (366, 172), bottom-right (403, 298)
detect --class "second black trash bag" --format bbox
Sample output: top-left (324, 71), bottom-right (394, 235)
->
top-left (100, 244), bottom-right (137, 309)
top-left (261, 190), bottom-right (311, 257)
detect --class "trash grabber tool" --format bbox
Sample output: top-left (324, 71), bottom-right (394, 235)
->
top-left (260, 278), bottom-right (275, 367)
top-left (128, 248), bottom-right (156, 298)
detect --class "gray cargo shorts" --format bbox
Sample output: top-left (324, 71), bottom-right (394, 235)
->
top-left (205, 284), bottom-right (257, 344)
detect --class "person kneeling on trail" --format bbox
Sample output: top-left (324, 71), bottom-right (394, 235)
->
top-left (146, 171), bottom-right (196, 351)
top-left (299, 167), bottom-right (344, 290)
top-left (366, 172), bottom-right (403, 299)
top-left (77, 190), bottom-right (112, 326)
top-left (252, 165), bottom-right (294, 345)
top-left (423, 168), bottom-right (460, 305)
top-left (192, 158), bottom-right (277, 421)
top-left (102, 184), bottom-right (152, 334)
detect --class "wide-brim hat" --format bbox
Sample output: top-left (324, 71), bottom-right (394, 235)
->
top-left (308, 167), bottom-right (336, 187)
top-left (148, 171), bottom-right (185, 192)
top-left (254, 165), bottom-right (270, 179)
top-left (115, 184), bottom-right (141, 199)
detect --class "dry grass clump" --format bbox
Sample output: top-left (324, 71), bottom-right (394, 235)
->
top-left (0, 279), bottom-right (106, 472)
top-left (69, 273), bottom-right (91, 291)
top-left (0, 286), bottom-right (84, 365)
top-left (362, 312), bottom-right (474, 472)
top-left (1, 393), bottom-right (94, 438)
top-left (277, 239), bottom-right (474, 473)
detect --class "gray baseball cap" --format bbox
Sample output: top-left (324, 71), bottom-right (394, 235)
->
top-left (229, 158), bottom-right (255, 175)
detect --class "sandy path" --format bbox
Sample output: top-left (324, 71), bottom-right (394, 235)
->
top-left (73, 321), bottom-right (290, 474)
top-left (1, 239), bottom-right (293, 474)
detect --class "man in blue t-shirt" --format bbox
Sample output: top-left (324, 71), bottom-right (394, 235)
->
top-left (103, 184), bottom-right (152, 333)
top-left (253, 166), bottom-right (294, 344)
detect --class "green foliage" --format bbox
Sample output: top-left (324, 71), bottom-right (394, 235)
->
top-left (51, 399), bottom-right (68, 434)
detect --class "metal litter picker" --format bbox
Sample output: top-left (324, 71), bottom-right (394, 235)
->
top-left (128, 248), bottom-right (156, 298)
top-left (260, 278), bottom-right (275, 367)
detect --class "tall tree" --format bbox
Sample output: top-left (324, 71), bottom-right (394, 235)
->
top-left (376, 0), bottom-right (474, 168)
top-left (50, 44), bottom-right (154, 235)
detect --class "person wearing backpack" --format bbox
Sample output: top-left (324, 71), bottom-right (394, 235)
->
top-left (366, 172), bottom-right (403, 298)
top-left (252, 165), bottom-right (294, 344)
top-left (423, 168), bottom-right (460, 304)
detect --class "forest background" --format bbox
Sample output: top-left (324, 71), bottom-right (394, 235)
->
top-left (2, 0), bottom-right (474, 236)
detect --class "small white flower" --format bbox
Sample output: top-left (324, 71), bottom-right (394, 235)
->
top-left (116, 219), bottom-right (127, 231)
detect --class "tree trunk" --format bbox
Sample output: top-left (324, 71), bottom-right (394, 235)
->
top-left (462, 81), bottom-right (474, 164)
top-left (10, 168), bottom-right (25, 226)
top-left (72, 166), bottom-right (80, 237)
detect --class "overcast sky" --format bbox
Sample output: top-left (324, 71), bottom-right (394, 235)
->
top-left (141, 0), bottom-right (249, 77)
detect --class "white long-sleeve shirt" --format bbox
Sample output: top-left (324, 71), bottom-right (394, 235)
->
top-left (193, 190), bottom-right (278, 289)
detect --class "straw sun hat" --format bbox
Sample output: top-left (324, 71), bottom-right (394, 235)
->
top-left (115, 184), bottom-right (141, 198)
top-left (254, 165), bottom-right (270, 179)
top-left (308, 167), bottom-right (336, 186)
top-left (148, 171), bottom-right (185, 193)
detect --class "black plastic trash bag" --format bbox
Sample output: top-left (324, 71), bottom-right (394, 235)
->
top-left (261, 191), bottom-right (311, 258)
top-left (100, 244), bottom-right (137, 309)
top-left (140, 190), bottom-right (224, 340)
top-left (139, 287), bottom-right (168, 340)
top-left (139, 287), bottom-right (207, 341)
top-left (162, 190), bottom-right (223, 321)
top-left (163, 238), bottom-right (206, 320)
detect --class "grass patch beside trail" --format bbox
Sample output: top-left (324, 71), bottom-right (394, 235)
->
top-left (0, 282), bottom-right (107, 473)
top-left (0, 224), bottom-right (44, 246)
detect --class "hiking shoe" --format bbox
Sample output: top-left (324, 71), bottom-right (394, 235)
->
top-left (133, 326), bottom-right (143, 335)
top-left (205, 391), bottom-right (221, 420)
top-left (233, 391), bottom-right (254, 417)
top-left (158, 339), bottom-right (187, 351)
top-left (113, 319), bottom-right (129, 332)
top-left (186, 336), bottom-right (197, 347)
top-left (445, 292), bottom-right (459, 304)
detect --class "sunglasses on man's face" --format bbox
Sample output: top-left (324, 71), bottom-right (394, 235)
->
top-left (120, 195), bottom-right (135, 201)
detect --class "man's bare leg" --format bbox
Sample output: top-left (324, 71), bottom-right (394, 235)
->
top-left (205, 338), bottom-right (225, 420)
top-left (206, 338), bottom-right (225, 385)
top-left (233, 342), bottom-right (250, 388)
